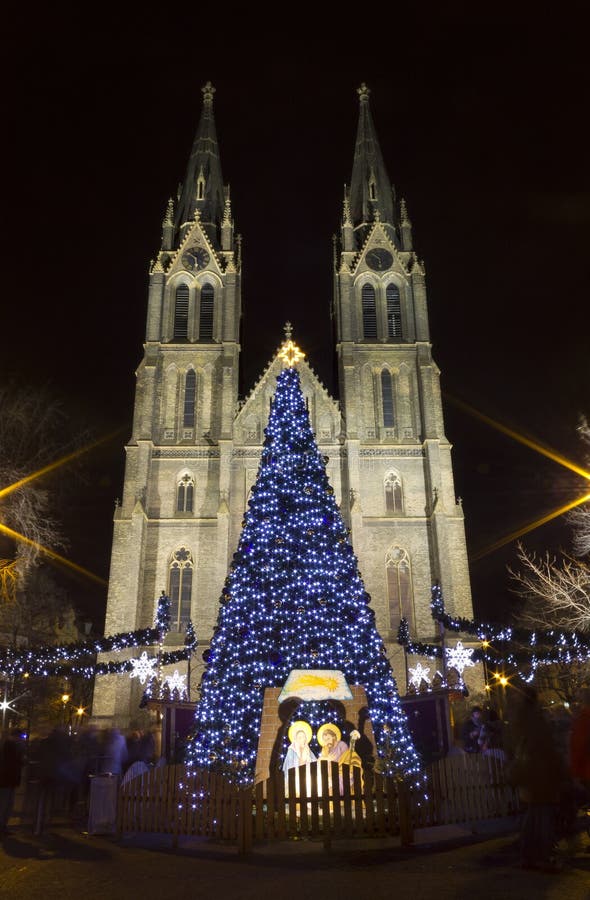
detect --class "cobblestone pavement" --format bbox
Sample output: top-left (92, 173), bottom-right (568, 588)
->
top-left (1, 824), bottom-right (589, 900)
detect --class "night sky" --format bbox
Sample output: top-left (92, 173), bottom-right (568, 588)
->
top-left (4, 8), bottom-right (589, 626)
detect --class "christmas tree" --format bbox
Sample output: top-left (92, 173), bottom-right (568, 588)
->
top-left (186, 346), bottom-right (422, 786)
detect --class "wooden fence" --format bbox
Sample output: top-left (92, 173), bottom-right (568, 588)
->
top-left (117, 764), bottom-right (241, 842)
top-left (411, 753), bottom-right (520, 829)
top-left (116, 754), bottom-right (519, 852)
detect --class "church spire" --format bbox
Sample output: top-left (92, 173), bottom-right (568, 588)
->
top-left (349, 83), bottom-right (397, 242)
top-left (174, 81), bottom-right (226, 248)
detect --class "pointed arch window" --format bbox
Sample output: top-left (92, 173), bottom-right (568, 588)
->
top-left (386, 547), bottom-right (414, 632)
top-left (176, 474), bottom-right (194, 513)
top-left (173, 284), bottom-right (189, 341)
top-left (381, 369), bottom-right (395, 427)
top-left (199, 284), bottom-right (214, 341)
top-left (384, 471), bottom-right (403, 514)
top-left (386, 283), bottom-right (403, 340)
top-left (183, 370), bottom-right (196, 427)
top-left (362, 284), bottom-right (377, 339)
top-left (168, 547), bottom-right (193, 631)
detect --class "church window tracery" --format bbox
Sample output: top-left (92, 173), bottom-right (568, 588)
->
top-left (384, 471), bottom-right (403, 513)
top-left (381, 368), bottom-right (395, 427)
top-left (173, 284), bottom-right (189, 340)
top-left (183, 370), bottom-right (197, 427)
top-left (362, 284), bottom-right (377, 338)
top-left (199, 283), bottom-right (214, 340)
top-left (386, 283), bottom-right (403, 340)
top-left (176, 473), bottom-right (195, 513)
top-left (386, 546), bottom-right (414, 632)
top-left (168, 547), bottom-right (194, 630)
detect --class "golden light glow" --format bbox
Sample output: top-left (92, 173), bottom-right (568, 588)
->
top-left (499, 676), bottom-right (509, 687)
top-left (0, 522), bottom-right (108, 586)
top-left (445, 395), bottom-right (590, 482)
top-left (0, 428), bottom-right (123, 586)
top-left (472, 492), bottom-right (590, 561)
top-left (61, 693), bottom-right (70, 704)
top-left (0, 429), bottom-right (124, 502)
top-left (481, 640), bottom-right (490, 649)
top-left (278, 339), bottom-right (305, 368)
top-left (76, 706), bottom-right (86, 717)
top-left (443, 394), bottom-right (590, 557)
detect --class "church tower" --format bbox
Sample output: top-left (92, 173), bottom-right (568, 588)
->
top-left (333, 84), bottom-right (473, 682)
top-left (92, 83), bottom-right (242, 724)
top-left (92, 82), bottom-right (474, 728)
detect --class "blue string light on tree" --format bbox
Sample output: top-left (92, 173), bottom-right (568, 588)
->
top-left (184, 339), bottom-right (424, 790)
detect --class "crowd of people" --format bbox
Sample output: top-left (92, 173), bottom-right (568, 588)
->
top-left (0, 723), bottom-right (160, 836)
top-left (2, 688), bottom-right (589, 863)
top-left (460, 688), bottom-right (590, 872)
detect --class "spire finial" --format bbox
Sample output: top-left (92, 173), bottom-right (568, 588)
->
top-left (284, 321), bottom-right (293, 341)
top-left (202, 81), bottom-right (216, 104)
top-left (163, 197), bottom-right (174, 227)
top-left (342, 185), bottom-right (352, 226)
top-left (357, 83), bottom-right (371, 102)
top-left (222, 188), bottom-right (232, 225)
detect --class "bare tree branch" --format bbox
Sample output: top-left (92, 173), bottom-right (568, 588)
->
top-left (509, 542), bottom-right (590, 632)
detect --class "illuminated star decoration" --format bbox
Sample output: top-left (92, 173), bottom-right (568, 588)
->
top-left (129, 651), bottom-right (157, 685)
top-left (164, 669), bottom-right (188, 698)
top-left (408, 662), bottom-right (431, 689)
top-left (445, 641), bottom-right (475, 678)
top-left (278, 321), bottom-right (305, 368)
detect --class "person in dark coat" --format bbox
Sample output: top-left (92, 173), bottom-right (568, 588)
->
top-left (461, 706), bottom-right (484, 753)
top-left (0, 727), bottom-right (25, 834)
top-left (507, 686), bottom-right (568, 871)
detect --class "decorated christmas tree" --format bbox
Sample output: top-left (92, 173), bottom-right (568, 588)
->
top-left (186, 342), bottom-right (422, 786)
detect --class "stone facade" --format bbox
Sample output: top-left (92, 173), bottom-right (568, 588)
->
top-left (92, 83), bottom-right (474, 728)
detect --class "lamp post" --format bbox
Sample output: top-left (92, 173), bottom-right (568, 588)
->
top-left (61, 692), bottom-right (70, 726)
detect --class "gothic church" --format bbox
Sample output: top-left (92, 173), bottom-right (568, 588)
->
top-left (92, 83), bottom-right (474, 727)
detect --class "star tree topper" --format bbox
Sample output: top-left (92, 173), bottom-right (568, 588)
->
top-left (278, 321), bottom-right (305, 368)
top-left (129, 651), bottom-right (158, 685)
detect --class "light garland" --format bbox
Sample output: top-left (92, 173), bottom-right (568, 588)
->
top-left (0, 595), bottom-right (197, 680)
top-left (397, 584), bottom-right (590, 682)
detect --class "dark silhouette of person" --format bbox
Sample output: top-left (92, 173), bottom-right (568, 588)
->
top-left (0, 727), bottom-right (25, 835)
top-left (507, 686), bottom-right (568, 872)
top-left (461, 706), bottom-right (484, 753)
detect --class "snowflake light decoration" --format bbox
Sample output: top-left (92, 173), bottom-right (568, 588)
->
top-left (164, 669), bottom-right (188, 698)
top-left (129, 651), bottom-right (157, 685)
top-left (408, 662), bottom-right (431, 689)
top-left (445, 640), bottom-right (475, 677)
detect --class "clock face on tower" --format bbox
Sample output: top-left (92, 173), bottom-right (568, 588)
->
top-left (181, 245), bottom-right (210, 271)
top-left (366, 248), bottom-right (393, 271)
